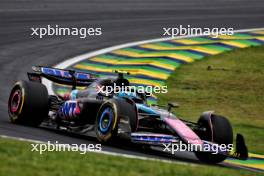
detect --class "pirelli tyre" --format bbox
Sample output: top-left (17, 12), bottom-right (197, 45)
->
top-left (195, 114), bottom-right (233, 163)
top-left (95, 98), bottom-right (138, 142)
top-left (8, 81), bottom-right (49, 126)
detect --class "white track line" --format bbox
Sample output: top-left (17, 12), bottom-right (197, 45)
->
top-left (11, 27), bottom-right (264, 163)
top-left (0, 134), bottom-right (194, 166)
top-left (42, 27), bottom-right (264, 95)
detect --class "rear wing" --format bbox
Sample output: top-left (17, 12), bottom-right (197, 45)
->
top-left (27, 66), bottom-right (97, 89)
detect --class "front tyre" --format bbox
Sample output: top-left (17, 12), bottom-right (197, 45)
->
top-left (95, 102), bottom-right (119, 142)
top-left (8, 81), bottom-right (49, 126)
top-left (95, 98), bottom-right (138, 143)
top-left (195, 114), bottom-right (233, 163)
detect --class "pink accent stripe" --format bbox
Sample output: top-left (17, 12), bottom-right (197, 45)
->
top-left (164, 117), bottom-right (203, 145)
top-left (131, 133), bottom-right (175, 138)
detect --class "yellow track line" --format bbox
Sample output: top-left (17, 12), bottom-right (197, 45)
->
top-left (140, 44), bottom-right (223, 55)
top-left (225, 161), bottom-right (264, 170)
top-left (220, 41), bottom-right (249, 48)
top-left (90, 57), bottom-right (176, 71)
top-left (112, 50), bottom-right (194, 63)
top-left (74, 64), bottom-right (170, 80)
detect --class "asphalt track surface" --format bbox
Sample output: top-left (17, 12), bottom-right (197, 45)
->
top-left (0, 0), bottom-right (264, 170)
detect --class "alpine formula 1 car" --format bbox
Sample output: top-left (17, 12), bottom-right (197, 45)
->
top-left (8, 66), bottom-right (248, 163)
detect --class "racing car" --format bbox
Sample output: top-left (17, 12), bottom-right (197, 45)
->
top-left (8, 66), bottom-right (248, 163)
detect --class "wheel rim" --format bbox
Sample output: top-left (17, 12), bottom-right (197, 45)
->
top-left (9, 89), bottom-right (22, 114)
top-left (99, 107), bottom-right (114, 133)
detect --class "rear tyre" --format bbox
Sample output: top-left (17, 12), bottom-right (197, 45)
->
top-left (8, 81), bottom-right (49, 126)
top-left (195, 114), bottom-right (233, 163)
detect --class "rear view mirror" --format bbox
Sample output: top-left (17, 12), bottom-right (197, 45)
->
top-left (168, 102), bottom-right (180, 111)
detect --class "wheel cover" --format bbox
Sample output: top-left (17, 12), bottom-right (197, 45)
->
top-left (9, 89), bottom-right (22, 114)
top-left (99, 107), bottom-right (114, 133)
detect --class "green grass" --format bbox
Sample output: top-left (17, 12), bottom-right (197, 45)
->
top-left (158, 46), bottom-right (264, 154)
top-left (1, 46), bottom-right (263, 176)
top-left (0, 138), bottom-right (261, 176)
